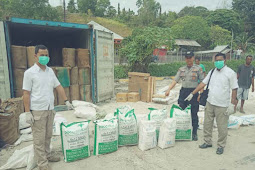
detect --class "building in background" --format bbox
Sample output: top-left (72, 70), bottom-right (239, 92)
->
top-left (195, 45), bottom-right (231, 61)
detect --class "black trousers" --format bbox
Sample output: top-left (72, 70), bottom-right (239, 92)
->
top-left (178, 88), bottom-right (199, 135)
top-left (0, 137), bottom-right (6, 148)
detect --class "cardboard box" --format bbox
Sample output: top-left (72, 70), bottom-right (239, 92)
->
top-left (116, 93), bottom-right (128, 102)
top-left (128, 72), bottom-right (155, 102)
top-left (128, 92), bottom-right (140, 102)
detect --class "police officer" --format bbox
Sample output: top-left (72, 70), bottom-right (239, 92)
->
top-left (165, 51), bottom-right (204, 141)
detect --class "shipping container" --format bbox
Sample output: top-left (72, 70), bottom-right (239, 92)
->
top-left (0, 17), bottom-right (114, 103)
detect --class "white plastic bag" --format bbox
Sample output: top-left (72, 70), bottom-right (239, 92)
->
top-left (158, 118), bottom-right (176, 149)
top-left (170, 104), bottom-right (192, 140)
top-left (240, 115), bottom-right (255, 125)
top-left (53, 114), bottom-right (67, 136)
top-left (228, 116), bottom-right (243, 129)
top-left (19, 113), bottom-right (31, 130)
top-left (14, 134), bottom-right (33, 146)
top-left (136, 114), bottom-right (147, 131)
top-left (138, 120), bottom-right (157, 151)
top-left (116, 106), bottom-right (138, 146)
top-left (72, 100), bottom-right (99, 110)
top-left (148, 108), bottom-right (167, 139)
top-left (61, 121), bottom-right (90, 162)
top-left (74, 106), bottom-right (97, 121)
top-left (93, 118), bottom-right (118, 155)
top-left (0, 145), bottom-right (36, 170)
top-left (20, 127), bottom-right (32, 134)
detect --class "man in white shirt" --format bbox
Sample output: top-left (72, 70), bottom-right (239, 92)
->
top-left (185, 53), bottom-right (238, 155)
top-left (23, 45), bottom-right (73, 170)
top-left (236, 47), bottom-right (242, 60)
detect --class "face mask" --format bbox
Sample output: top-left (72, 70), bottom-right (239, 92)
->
top-left (38, 56), bottom-right (50, 65)
top-left (214, 60), bottom-right (224, 69)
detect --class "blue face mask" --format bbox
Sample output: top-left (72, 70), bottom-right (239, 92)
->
top-left (214, 60), bottom-right (224, 69)
top-left (38, 56), bottom-right (50, 65)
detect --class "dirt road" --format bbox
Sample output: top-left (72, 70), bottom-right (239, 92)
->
top-left (1, 79), bottom-right (255, 170)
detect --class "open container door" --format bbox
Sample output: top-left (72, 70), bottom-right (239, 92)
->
top-left (0, 21), bottom-right (11, 100)
top-left (95, 30), bottom-right (114, 102)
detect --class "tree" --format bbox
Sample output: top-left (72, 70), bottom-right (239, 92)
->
top-left (232, 0), bottom-right (255, 37)
top-left (77, 0), bottom-right (96, 14)
top-left (171, 16), bottom-right (210, 48)
top-left (163, 11), bottom-right (178, 27)
top-left (120, 27), bottom-right (173, 72)
top-left (206, 9), bottom-right (242, 33)
top-left (67, 0), bottom-right (77, 13)
top-left (235, 32), bottom-right (254, 53)
top-left (117, 3), bottom-right (120, 16)
top-left (0, 0), bottom-right (62, 21)
top-left (178, 6), bottom-right (210, 18)
top-left (106, 5), bottom-right (116, 18)
top-left (210, 25), bottom-right (232, 48)
top-left (95, 0), bottom-right (110, 17)
top-left (136, 0), bottom-right (161, 26)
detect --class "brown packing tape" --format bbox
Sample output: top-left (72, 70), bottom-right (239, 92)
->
top-left (11, 45), bottom-right (27, 69)
top-left (78, 67), bottom-right (91, 85)
top-left (62, 48), bottom-right (76, 67)
top-left (27, 46), bottom-right (37, 67)
top-left (76, 48), bottom-right (90, 68)
top-left (79, 85), bottom-right (91, 102)
top-left (13, 68), bottom-right (26, 91)
top-left (70, 67), bottom-right (79, 85)
top-left (70, 85), bottom-right (80, 102)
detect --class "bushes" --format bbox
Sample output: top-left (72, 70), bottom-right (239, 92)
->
top-left (114, 60), bottom-right (255, 79)
top-left (114, 65), bottom-right (129, 79)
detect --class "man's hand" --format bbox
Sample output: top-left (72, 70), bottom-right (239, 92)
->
top-left (226, 103), bottom-right (235, 115)
top-left (185, 93), bottom-right (193, 101)
top-left (25, 112), bottom-right (34, 125)
top-left (252, 86), bottom-right (254, 92)
top-left (65, 101), bottom-right (74, 110)
top-left (197, 94), bottom-right (201, 102)
top-left (165, 90), bottom-right (170, 96)
top-left (231, 97), bottom-right (238, 105)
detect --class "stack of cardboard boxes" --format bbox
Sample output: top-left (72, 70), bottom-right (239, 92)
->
top-left (116, 72), bottom-right (156, 103)
top-left (11, 46), bottom-right (92, 105)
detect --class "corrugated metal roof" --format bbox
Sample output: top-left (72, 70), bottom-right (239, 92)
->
top-left (195, 45), bottom-right (230, 54)
top-left (175, 39), bottom-right (201, 47)
top-left (88, 21), bottom-right (123, 40)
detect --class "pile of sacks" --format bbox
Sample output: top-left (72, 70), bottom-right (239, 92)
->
top-left (59, 104), bottom-right (193, 162)
top-left (198, 106), bottom-right (255, 129)
top-left (152, 85), bottom-right (181, 105)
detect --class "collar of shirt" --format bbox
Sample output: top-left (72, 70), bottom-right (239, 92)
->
top-left (34, 63), bottom-right (49, 72)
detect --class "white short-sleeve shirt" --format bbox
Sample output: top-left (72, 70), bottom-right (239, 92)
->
top-left (202, 66), bottom-right (238, 107)
top-left (23, 64), bottom-right (60, 110)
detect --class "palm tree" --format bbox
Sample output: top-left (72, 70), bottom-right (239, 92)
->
top-left (235, 32), bottom-right (254, 53)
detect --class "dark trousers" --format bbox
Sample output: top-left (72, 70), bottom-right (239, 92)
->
top-left (178, 88), bottom-right (199, 135)
top-left (0, 137), bottom-right (6, 148)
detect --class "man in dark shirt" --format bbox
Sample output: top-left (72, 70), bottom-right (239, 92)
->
top-left (235, 55), bottom-right (255, 113)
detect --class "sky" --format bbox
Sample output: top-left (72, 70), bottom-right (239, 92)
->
top-left (110, 0), bottom-right (233, 13)
top-left (49, 0), bottom-right (232, 13)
